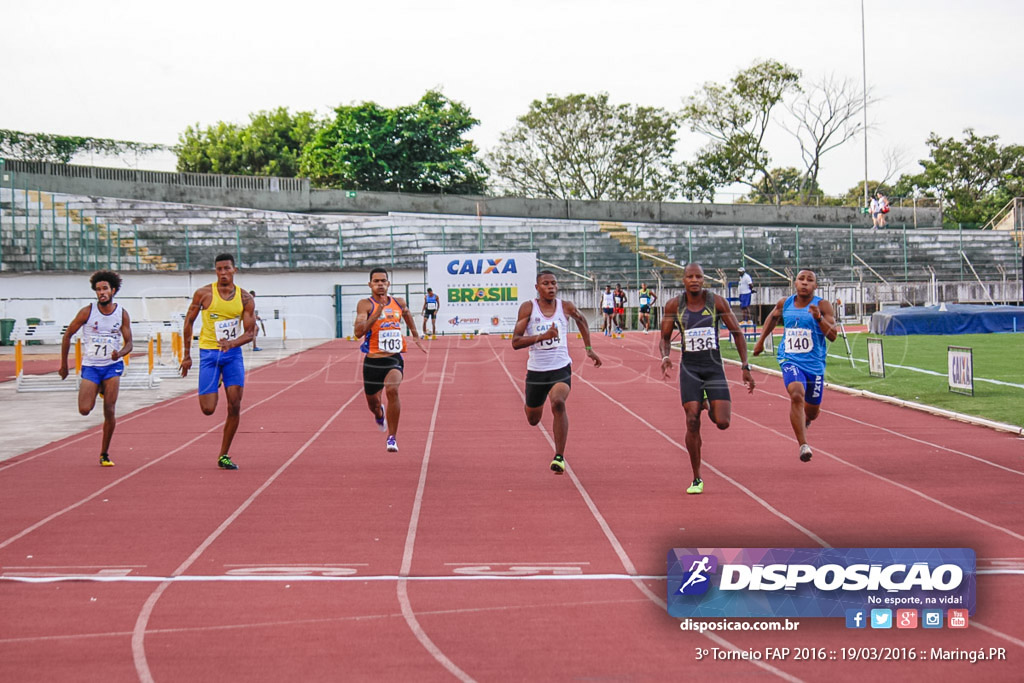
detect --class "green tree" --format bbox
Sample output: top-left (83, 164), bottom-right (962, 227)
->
top-left (894, 129), bottom-right (1024, 224)
top-left (680, 60), bottom-right (801, 204)
top-left (176, 108), bottom-right (320, 176)
top-left (741, 167), bottom-right (823, 204)
top-left (488, 93), bottom-right (681, 201)
top-left (299, 90), bottom-right (487, 193)
top-left (0, 129), bottom-right (166, 163)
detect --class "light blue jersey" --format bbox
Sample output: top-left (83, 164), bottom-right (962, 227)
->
top-left (777, 294), bottom-right (828, 375)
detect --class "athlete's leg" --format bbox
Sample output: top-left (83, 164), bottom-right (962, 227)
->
top-left (366, 389), bottom-right (385, 422)
top-left (708, 399), bottom-right (731, 430)
top-left (217, 384), bottom-right (244, 455)
top-left (99, 376), bottom-right (121, 454)
top-left (547, 382), bottom-right (571, 456)
top-left (786, 381), bottom-right (808, 445)
top-left (383, 368), bottom-right (403, 435)
top-left (77, 378), bottom-right (101, 416)
top-left (683, 400), bottom-right (703, 481)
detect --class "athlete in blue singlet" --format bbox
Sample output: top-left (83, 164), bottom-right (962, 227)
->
top-left (753, 270), bottom-right (837, 463)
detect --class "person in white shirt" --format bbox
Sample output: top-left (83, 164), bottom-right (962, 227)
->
top-left (869, 191), bottom-right (890, 229)
top-left (59, 270), bottom-right (134, 467)
top-left (512, 270), bottom-right (602, 474)
top-left (600, 285), bottom-right (615, 336)
top-left (737, 267), bottom-right (754, 322)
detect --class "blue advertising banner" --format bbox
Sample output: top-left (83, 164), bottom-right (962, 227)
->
top-left (667, 548), bottom-right (975, 619)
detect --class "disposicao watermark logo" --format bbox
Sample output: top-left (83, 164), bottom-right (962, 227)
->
top-left (667, 548), bottom-right (975, 619)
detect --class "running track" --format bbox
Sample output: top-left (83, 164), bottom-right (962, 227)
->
top-left (1, 335), bottom-right (1021, 682)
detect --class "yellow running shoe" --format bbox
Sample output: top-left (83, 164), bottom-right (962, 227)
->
top-left (550, 454), bottom-right (566, 474)
top-left (100, 453), bottom-right (114, 467)
top-left (686, 478), bottom-right (704, 494)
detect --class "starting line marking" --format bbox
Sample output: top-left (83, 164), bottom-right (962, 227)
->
top-left (3, 569), bottom-right (1021, 584)
top-left (1, 573), bottom-right (667, 584)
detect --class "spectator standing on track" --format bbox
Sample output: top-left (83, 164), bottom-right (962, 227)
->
top-left (613, 284), bottom-right (627, 333)
top-left (660, 263), bottom-right (754, 495)
top-left (753, 269), bottom-right (837, 463)
top-left (179, 254), bottom-right (256, 470)
top-left (512, 270), bottom-right (602, 474)
top-left (421, 287), bottom-right (440, 337)
top-left (600, 285), bottom-right (615, 336)
top-left (59, 270), bottom-right (134, 467)
top-left (737, 267), bottom-right (754, 323)
top-left (638, 283), bottom-right (658, 333)
top-left (354, 267), bottom-right (426, 453)
top-left (249, 290), bottom-right (266, 352)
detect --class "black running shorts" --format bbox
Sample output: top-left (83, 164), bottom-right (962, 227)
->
top-left (363, 354), bottom-right (404, 395)
top-left (678, 361), bottom-right (731, 405)
top-left (524, 364), bottom-right (572, 408)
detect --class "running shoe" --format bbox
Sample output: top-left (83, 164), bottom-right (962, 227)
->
top-left (253, 346), bottom-right (263, 352)
top-left (686, 478), bottom-right (704, 495)
top-left (550, 454), bottom-right (566, 474)
top-left (799, 444), bottom-right (813, 463)
top-left (374, 408), bottom-right (387, 433)
top-left (218, 454), bottom-right (239, 470)
top-left (386, 435), bottom-right (399, 452)
top-left (100, 453), bottom-right (114, 467)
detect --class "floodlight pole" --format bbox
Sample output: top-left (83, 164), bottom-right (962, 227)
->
top-left (861, 0), bottom-right (870, 209)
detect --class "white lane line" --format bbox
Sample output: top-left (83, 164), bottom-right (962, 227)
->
top-left (3, 573), bottom-right (670, 583)
top-left (574, 373), bottom-right (831, 548)
top-left (0, 355), bottom-right (354, 552)
top-left (0, 348), bottom-right (318, 471)
top-left (395, 345), bottom-right (475, 683)
top-left (131, 385), bottom-right (365, 683)
top-left (1, 597), bottom-right (652, 645)
top-left (490, 342), bottom-right (803, 683)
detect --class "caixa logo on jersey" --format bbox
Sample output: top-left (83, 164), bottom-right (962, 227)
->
top-left (667, 548), bottom-right (976, 619)
top-left (446, 257), bottom-right (518, 275)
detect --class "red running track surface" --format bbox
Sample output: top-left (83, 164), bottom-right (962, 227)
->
top-left (1, 335), bottom-right (1022, 682)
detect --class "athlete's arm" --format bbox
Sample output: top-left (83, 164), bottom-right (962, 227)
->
top-left (112, 308), bottom-right (134, 362)
top-left (179, 287), bottom-right (208, 377)
top-left (353, 298), bottom-right (381, 338)
top-left (222, 290), bottom-right (256, 351)
top-left (753, 299), bottom-right (785, 356)
top-left (659, 296), bottom-right (679, 379)
top-left (511, 301), bottom-right (557, 350)
top-left (650, 291), bottom-right (658, 304)
top-left (59, 305), bottom-right (92, 380)
top-left (564, 301), bottom-right (601, 367)
top-left (717, 297), bottom-right (755, 392)
top-left (810, 299), bottom-right (838, 342)
top-left (397, 298), bottom-right (426, 353)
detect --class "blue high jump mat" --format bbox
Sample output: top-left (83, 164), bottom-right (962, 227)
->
top-left (870, 304), bottom-right (1024, 336)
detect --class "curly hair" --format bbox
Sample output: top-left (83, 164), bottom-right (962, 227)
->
top-left (90, 270), bottom-right (122, 293)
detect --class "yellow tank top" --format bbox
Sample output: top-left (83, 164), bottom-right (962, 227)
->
top-left (199, 284), bottom-right (244, 350)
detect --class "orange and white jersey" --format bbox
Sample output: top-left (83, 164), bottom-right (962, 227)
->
top-left (362, 296), bottom-right (406, 355)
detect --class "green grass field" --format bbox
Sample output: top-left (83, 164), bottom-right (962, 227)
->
top-left (720, 331), bottom-right (1024, 428)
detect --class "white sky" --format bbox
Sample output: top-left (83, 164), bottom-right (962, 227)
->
top-left (4, 0), bottom-right (1022, 197)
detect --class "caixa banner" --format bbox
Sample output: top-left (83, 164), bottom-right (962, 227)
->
top-left (426, 252), bottom-right (537, 335)
top-left (667, 548), bottom-right (975, 618)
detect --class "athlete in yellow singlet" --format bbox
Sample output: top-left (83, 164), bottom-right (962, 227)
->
top-left (180, 253), bottom-right (256, 470)
top-left (354, 267), bottom-right (426, 452)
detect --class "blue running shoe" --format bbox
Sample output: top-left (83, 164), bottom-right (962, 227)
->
top-left (386, 435), bottom-right (398, 452)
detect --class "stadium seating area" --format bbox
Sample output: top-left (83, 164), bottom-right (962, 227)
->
top-left (1, 187), bottom-right (1020, 287)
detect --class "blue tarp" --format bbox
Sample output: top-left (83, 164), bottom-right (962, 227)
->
top-left (870, 304), bottom-right (1024, 336)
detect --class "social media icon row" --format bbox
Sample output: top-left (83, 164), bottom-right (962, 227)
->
top-left (845, 608), bottom-right (969, 629)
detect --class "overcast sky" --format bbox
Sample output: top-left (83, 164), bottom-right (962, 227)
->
top-left (4, 0), bottom-right (1022, 197)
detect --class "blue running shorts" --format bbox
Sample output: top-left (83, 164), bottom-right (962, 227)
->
top-left (781, 362), bottom-right (824, 405)
top-left (198, 347), bottom-right (246, 395)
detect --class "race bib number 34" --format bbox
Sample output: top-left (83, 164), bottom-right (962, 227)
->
top-left (784, 328), bottom-right (814, 353)
top-left (215, 319), bottom-right (240, 342)
top-left (684, 327), bottom-right (717, 352)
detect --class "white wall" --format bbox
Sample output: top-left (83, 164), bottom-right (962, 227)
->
top-left (0, 269), bottom-right (426, 339)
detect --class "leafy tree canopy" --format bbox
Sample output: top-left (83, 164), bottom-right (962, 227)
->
top-left (489, 93), bottom-right (680, 201)
top-left (0, 129), bottom-right (166, 164)
top-left (299, 90), bottom-right (487, 194)
top-left (893, 129), bottom-right (1024, 224)
top-left (176, 108), bottom-right (320, 177)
